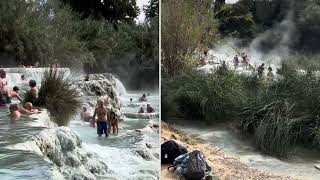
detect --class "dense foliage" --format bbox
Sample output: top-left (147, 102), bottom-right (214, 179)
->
top-left (61, 0), bottom-right (139, 22)
top-left (0, 0), bottom-right (158, 89)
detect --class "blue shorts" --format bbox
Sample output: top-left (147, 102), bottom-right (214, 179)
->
top-left (97, 121), bottom-right (108, 136)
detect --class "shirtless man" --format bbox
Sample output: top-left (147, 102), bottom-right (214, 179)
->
top-left (81, 107), bottom-right (94, 127)
top-left (29, 80), bottom-right (38, 99)
top-left (9, 104), bottom-right (21, 120)
top-left (8, 86), bottom-right (23, 102)
top-left (19, 102), bottom-right (39, 115)
top-left (93, 100), bottom-right (109, 137)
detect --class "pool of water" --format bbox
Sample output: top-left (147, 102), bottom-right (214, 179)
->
top-left (70, 93), bottom-right (160, 179)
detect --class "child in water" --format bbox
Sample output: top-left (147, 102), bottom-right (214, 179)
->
top-left (109, 112), bottom-right (118, 134)
top-left (9, 104), bottom-right (21, 120)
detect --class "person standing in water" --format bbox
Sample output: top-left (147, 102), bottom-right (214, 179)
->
top-left (81, 107), bottom-right (94, 127)
top-left (0, 69), bottom-right (9, 104)
top-left (109, 111), bottom-right (118, 134)
top-left (139, 94), bottom-right (147, 101)
top-left (93, 100), bottom-right (109, 137)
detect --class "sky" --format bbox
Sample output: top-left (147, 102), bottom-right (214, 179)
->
top-left (226, 0), bottom-right (239, 4)
top-left (135, 0), bottom-right (149, 23)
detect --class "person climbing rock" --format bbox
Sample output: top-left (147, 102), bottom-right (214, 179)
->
top-left (258, 63), bottom-right (265, 79)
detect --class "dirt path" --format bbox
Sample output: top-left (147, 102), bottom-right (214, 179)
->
top-left (161, 122), bottom-right (295, 180)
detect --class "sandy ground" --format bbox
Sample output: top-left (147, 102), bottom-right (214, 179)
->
top-left (161, 122), bottom-right (296, 180)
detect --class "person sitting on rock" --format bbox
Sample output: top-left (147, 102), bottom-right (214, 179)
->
top-left (138, 106), bottom-right (144, 113)
top-left (28, 80), bottom-right (38, 100)
top-left (147, 104), bottom-right (155, 113)
top-left (7, 86), bottom-right (23, 102)
top-left (93, 100), bottom-right (109, 137)
top-left (9, 104), bottom-right (21, 120)
top-left (109, 111), bottom-right (118, 134)
top-left (139, 94), bottom-right (147, 102)
top-left (81, 107), bottom-right (94, 127)
top-left (19, 102), bottom-right (40, 115)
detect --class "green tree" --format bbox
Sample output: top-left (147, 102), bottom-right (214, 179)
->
top-left (60, 0), bottom-right (139, 23)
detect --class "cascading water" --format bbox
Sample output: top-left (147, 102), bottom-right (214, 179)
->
top-left (0, 68), bottom-right (159, 179)
top-left (114, 77), bottom-right (127, 96)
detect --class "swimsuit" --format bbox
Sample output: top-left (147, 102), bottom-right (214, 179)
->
top-left (110, 119), bottom-right (117, 126)
top-left (97, 120), bottom-right (108, 136)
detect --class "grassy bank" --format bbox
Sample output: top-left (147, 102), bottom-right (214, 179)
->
top-left (162, 62), bottom-right (320, 158)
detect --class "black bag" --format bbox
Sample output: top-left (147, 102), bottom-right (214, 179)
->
top-left (161, 140), bottom-right (188, 164)
top-left (184, 150), bottom-right (211, 180)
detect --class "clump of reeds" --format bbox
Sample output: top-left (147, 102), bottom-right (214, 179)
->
top-left (36, 68), bottom-right (81, 126)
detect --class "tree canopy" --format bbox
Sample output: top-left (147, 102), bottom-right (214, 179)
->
top-left (60, 0), bottom-right (139, 23)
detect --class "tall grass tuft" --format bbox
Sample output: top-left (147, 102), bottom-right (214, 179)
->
top-left (36, 68), bottom-right (81, 126)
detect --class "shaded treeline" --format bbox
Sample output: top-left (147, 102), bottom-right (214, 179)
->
top-left (0, 0), bottom-right (159, 90)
